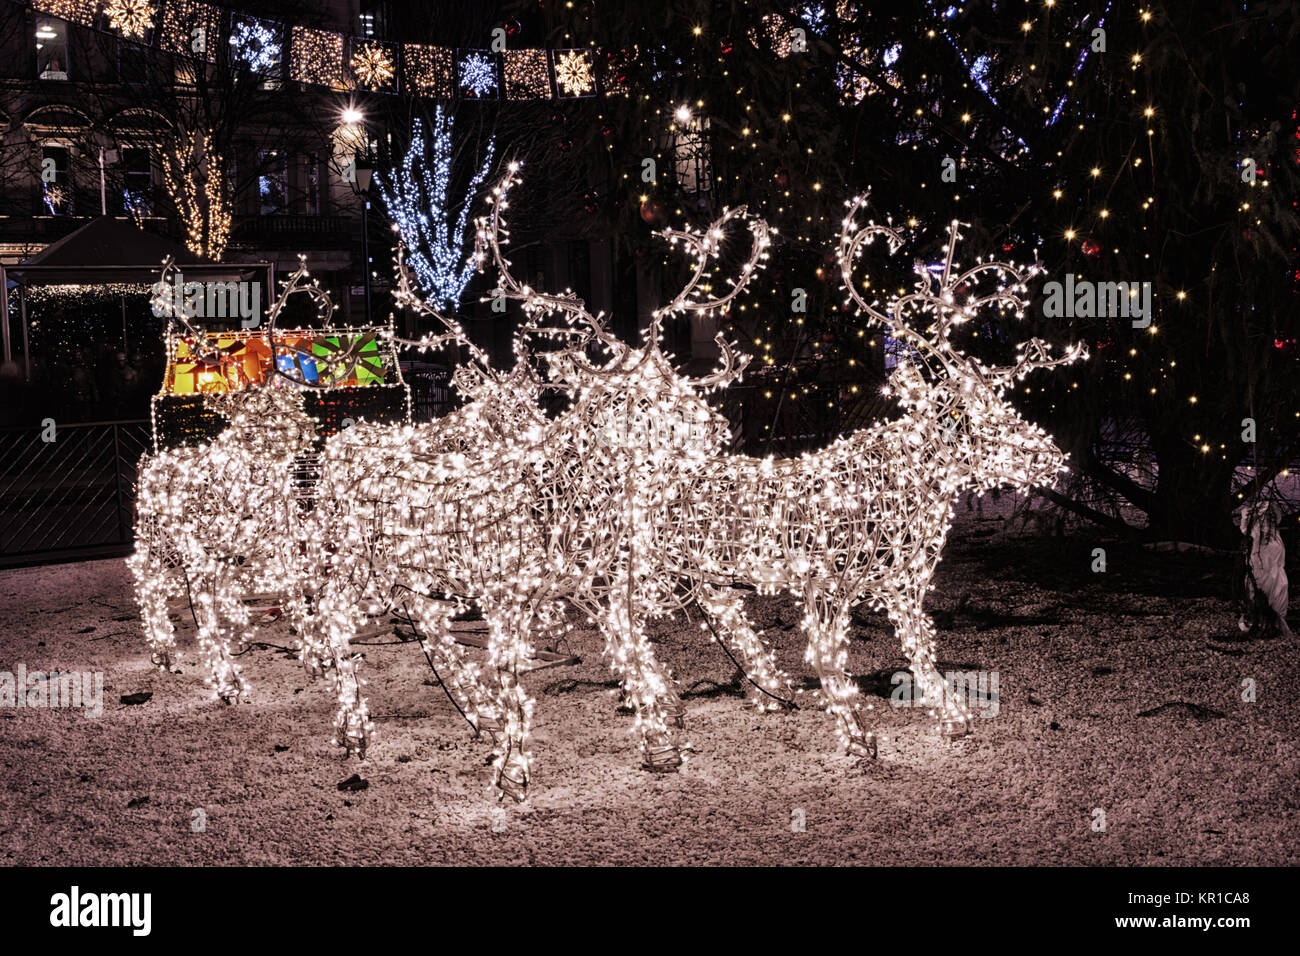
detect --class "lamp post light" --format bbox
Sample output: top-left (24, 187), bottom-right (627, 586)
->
top-left (341, 105), bottom-right (373, 326)
top-left (351, 154), bottom-right (374, 326)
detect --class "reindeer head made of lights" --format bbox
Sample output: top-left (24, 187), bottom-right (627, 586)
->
top-left (838, 193), bottom-right (1087, 496)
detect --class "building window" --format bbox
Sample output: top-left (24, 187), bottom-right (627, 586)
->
top-left (668, 116), bottom-right (712, 195)
top-left (119, 44), bottom-right (153, 83)
top-left (40, 145), bottom-right (72, 215)
top-left (303, 153), bottom-right (321, 215)
top-left (358, 1), bottom-right (388, 39)
top-left (35, 19), bottom-right (69, 80)
top-left (122, 147), bottom-right (153, 217)
top-left (259, 149), bottom-right (287, 214)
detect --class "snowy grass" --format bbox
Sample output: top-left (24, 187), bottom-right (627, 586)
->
top-left (1, 508), bottom-right (1296, 865)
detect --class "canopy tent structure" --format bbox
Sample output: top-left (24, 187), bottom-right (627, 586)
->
top-left (0, 217), bottom-right (271, 377)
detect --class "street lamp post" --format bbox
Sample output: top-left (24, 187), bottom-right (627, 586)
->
top-left (351, 155), bottom-right (374, 326)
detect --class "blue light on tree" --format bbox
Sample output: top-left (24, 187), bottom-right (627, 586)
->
top-left (376, 108), bottom-right (496, 311)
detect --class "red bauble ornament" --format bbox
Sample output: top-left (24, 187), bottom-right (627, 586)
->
top-left (639, 198), bottom-right (667, 226)
top-left (1082, 239), bottom-right (1101, 256)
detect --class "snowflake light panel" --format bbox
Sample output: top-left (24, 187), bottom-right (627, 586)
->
top-left (351, 39), bottom-right (395, 92)
top-left (103, 0), bottom-right (156, 40)
top-left (230, 16), bottom-right (282, 75)
top-left (553, 49), bottom-right (595, 97)
top-left (458, 50), bottom-right (498, 98)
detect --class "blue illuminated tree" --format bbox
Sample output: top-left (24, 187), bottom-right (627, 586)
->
top-left (377, 108), bottom-right (496, 311)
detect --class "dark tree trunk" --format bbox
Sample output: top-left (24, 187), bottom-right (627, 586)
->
top-left (1148, 435), bottom-right (1238, 547)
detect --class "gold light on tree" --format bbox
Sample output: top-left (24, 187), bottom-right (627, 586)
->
top-left (161, 132), bottom-right (231, 260)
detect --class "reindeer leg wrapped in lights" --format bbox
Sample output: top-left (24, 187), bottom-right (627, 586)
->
top-left (398, 591), bottom-right (510, 738)
top-left (127, 510), bottom-right (187, 671)
top-left (695, 584), bottom-right (796, 712)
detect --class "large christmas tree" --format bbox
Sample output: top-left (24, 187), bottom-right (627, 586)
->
top-left (508, 0), bottom-right (1299, 545)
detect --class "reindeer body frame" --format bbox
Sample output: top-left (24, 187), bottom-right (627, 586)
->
top-left (132, 258), bottom-right (404, 719)
top-left (130, 387), bottom-right (318, 700)
top-left (666, 361), bottom-right (1070, 755)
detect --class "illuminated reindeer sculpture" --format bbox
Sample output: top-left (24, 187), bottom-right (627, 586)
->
top-left (471, 170), bottom-right (796, 723)
top-left (302, 169), bottom-right (792, 799)
top-left (131, 259), bottom-right (388, 717)
top-left (657, 194), bottom-right (1087, 759)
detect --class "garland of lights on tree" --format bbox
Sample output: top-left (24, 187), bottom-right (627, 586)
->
top-left (376, 109), bottom-right (496, 311)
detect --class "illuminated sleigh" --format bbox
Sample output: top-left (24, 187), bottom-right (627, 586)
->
top-left (150, 257), bottom-right (410, 453)
top-left (133, 256), bottom-right (410, 702)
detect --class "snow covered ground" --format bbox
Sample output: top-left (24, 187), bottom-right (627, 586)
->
top-left (1, 508), bottom-right (1296, 866)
